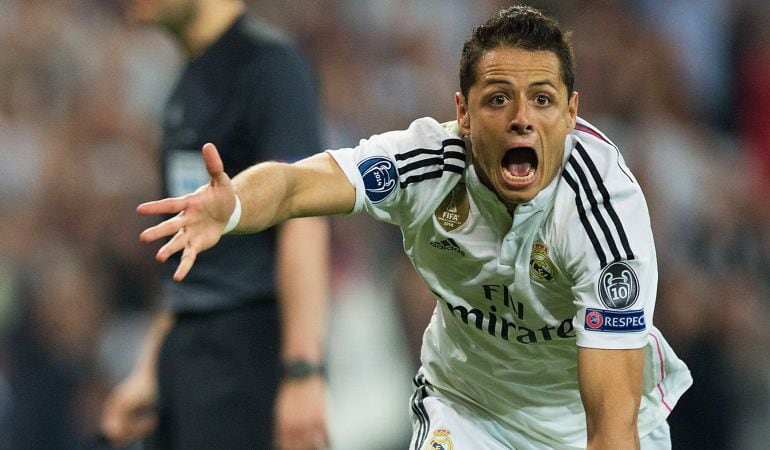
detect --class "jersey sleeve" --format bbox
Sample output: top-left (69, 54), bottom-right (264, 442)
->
top-left (326, 118), bottom-right (467, 226)
top-left (557, 130), bottom-right (657, 350)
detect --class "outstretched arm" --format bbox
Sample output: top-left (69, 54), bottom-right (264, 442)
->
top-left (231, 145), bottom-right (356, 231)
top-left (138, 143), bottom-right (355, 281)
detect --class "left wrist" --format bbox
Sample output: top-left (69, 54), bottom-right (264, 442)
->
top-left (222, 194), bottom-right (242, 235)
top-left (282, 359), bottom-right (326, 380)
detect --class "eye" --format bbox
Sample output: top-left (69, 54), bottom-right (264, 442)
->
top-left (490, 94), bottom-right (508, 106)
top-left (534, 94), bottom-right (552, 106)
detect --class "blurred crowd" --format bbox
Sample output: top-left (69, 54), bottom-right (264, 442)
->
top-left (1, 0), bottom-right (769, 449)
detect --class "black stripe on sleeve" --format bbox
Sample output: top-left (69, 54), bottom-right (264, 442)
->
top-left (563, 168), bottom-right (607, 268)
top-left (396, 138), bottom-right (465, 188)
top-left (395, 139), bottom-right (464, 162)
top-left (443, 150), bottom-right (466, 163)
top-left (575, 143), bottom-right (635, 260)
top-left (567, 155), bottom-right (623, 264)
top-left (410, 374), bottom-right (430, 450)
top-left (395, 147), bottom-right (443, 161)
top-left (398, 152), bottom-right (464, 174)
top-left (401, 170), bottom-right (444, 187)
top-left (400, 165), bottom-right (465, 187)
top-left (400, 157), bottom-right (444, 174)
top-left (442, 138), bottom-right (466, 147)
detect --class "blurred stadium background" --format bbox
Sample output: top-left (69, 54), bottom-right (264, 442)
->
top-left (1, 0), bottom-right (769, 449)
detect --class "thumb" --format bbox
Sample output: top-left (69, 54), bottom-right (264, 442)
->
top-left (202, 143), bottom-right (227, 185)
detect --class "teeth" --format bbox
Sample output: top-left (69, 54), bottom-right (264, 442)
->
top-left (503, 168), bottom-right (535, 182)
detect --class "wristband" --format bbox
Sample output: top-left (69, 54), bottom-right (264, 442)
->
top-left (222, 194), bottom-right (242, 235)
top-left (282, 360), bottom-right (326, 380)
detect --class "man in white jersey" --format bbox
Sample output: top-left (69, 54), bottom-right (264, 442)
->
top-left (136, 6), bottom-right (692, 449)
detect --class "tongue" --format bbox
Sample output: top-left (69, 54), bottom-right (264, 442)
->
top-left (507, 162), bottom-right (532, 177)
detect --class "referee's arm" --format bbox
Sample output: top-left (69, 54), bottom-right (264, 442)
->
top-left (274, 216), bottom-right (330, 449)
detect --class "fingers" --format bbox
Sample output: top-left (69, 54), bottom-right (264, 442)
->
top-left (100, 400), bottom-right (124, 442)
top-left (152, 227), bottom-right (204, 282)
top-left (150, 225), bottom-right (184, 261)
top-left (136, 143), bottom-right (231, 284)
top-left (202, 143), bottom-right (225, 183)
top-left (101, 393), bottom-right (158, 448)
top-left (137, 210), bottom-right (198, 280)
top-left (125, 414), bottom-right (158, 445)
top-left (139, 214), bottom-right (187, 245)
top-left (173, 244), bottom-right (198, 282)
top-left (101, 411), bottom-right (157, 448)
top-left (274, 378), bottom-right (328, 450)
top-left (137, 196), bottom-right (188, 217)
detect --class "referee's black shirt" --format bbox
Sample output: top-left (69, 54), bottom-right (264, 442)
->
top-left (158, 13), bottom-right (322, 312)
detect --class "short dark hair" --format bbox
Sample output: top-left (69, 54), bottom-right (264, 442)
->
top-left (459, 5), bottom-right (575, 98)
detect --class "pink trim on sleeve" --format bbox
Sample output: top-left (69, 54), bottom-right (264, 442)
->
top-left (649, 331), bottom-right (672, 412)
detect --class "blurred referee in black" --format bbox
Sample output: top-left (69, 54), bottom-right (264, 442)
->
top-left (100, 1), bottom-right (330, 449)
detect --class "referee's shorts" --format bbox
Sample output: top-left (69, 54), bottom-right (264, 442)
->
top-left (149, 301), bottom-right (280, 450)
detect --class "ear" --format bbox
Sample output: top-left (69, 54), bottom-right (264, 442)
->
top-left (455, 92), bottom-right (470, 134)
top-left (567, 91), bottom-right (579, 128)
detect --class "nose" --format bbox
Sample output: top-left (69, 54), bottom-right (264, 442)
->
top-left (509, 99), bottom-right (533, 134)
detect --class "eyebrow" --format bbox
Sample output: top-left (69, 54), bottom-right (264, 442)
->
top-left (530, 80), bottom-right (558, 89)
top-left (480, 78), bottom-right (558, 90)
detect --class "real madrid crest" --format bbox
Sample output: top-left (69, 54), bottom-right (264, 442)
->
top-left (530, 241), bottom-right (557, 282)
top-left (425, 428), bottom-right (453, 450)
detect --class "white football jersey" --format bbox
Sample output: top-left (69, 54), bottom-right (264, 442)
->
top-left (328, 117), bottom-right (692, 448)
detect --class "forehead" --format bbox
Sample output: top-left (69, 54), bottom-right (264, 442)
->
top-left (473, 47), bottom-right (563, 90)
top-left (125, 0), bottom-right (184, 9)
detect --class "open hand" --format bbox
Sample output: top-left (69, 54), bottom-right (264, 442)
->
top-left (137, 143), bottom-right (236, 281)
top-left (274, 377), bottom-right (328, 450)
top-left (100, 370), bottom-right (158, 448)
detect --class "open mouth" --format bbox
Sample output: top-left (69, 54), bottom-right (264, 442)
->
top-left (501, 147), bottom-right (538, 184)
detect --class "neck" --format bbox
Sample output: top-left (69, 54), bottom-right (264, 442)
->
top-left (178, 0), bottom-right (245, 57)
top-left (472, 156), bottom-right (518, 216)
